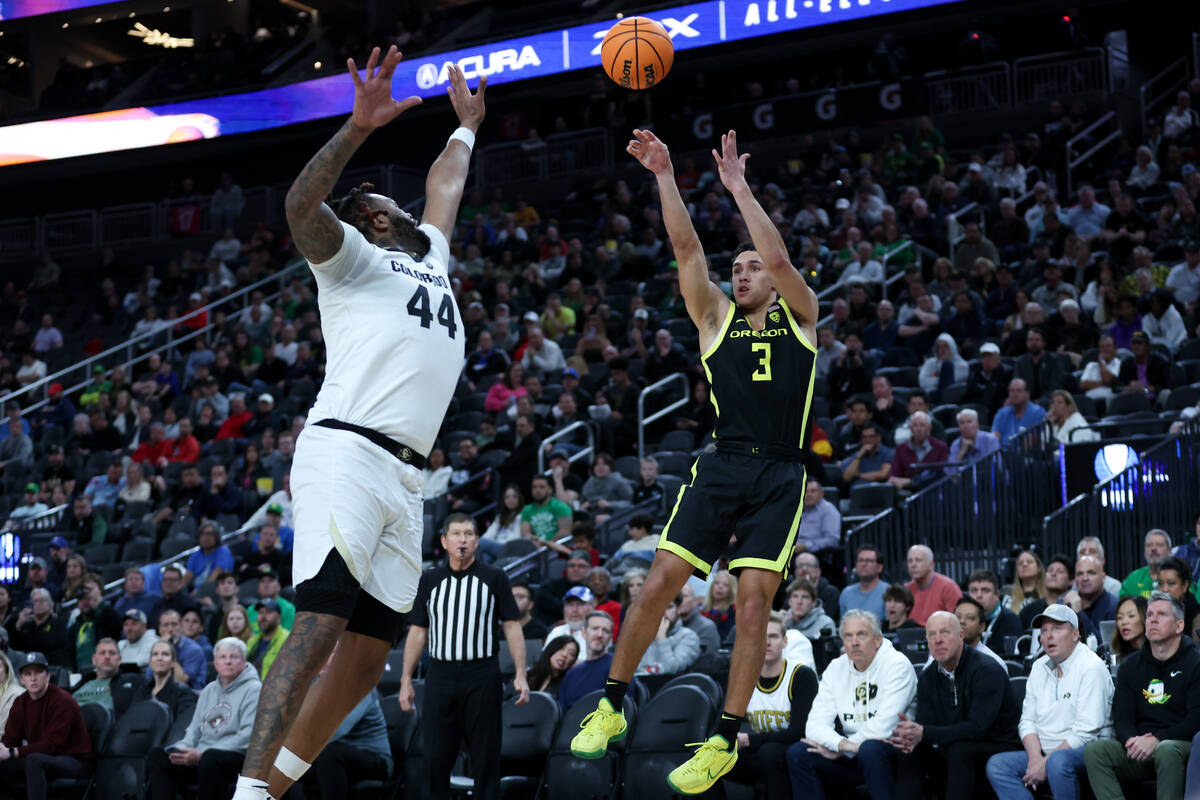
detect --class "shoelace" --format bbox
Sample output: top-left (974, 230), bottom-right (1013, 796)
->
top-left (579, 709), bottom-right (616, 730)
top-left (679, 739), bottom-right (728, 767)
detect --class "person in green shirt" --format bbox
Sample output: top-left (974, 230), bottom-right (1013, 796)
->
top-left (79, 365), bottom-right (113, 409)
top-left (1121, 529), bottom-right (1200, 601)
top-left (520, 474), bottom-right (574, 556)
top-left (71, 638), bottom-right (121, 708)
top-left (246, 569), bottom-right (296, 632)
top-left (246, 599), bottom-right (290, 679)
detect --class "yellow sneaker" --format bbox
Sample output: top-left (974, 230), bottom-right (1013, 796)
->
top-left (666, 736), bottom-right (738, 795)
top-left (570, 697), bottom-right (627, 759)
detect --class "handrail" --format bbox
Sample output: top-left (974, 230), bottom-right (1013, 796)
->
top-left (878, 240), bottom-right (914, 301)
top-left (637, 372), bottom-right (691, 458)
top-left (5, 258), bottom-right (308, 416)
top-left (5, 503), bottom-right (67, 530)
top-left (1139, 57), bottom-right (1188, 126)
top-left (537, 421), bottom-right (596, 475)
top-left (1065, 111), bottom-right (1121, 197)
top-left (947, 201), bottom-right (981, 262)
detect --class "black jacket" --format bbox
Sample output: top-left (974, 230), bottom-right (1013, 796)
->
top-left (982, 607), bottom-right (1024, 647)
top-left (963, 362), bottom-right (1012, 416)
top-left (1113, 636), bottom-right (1200, 742)
top-left (916, 643), bottom-right (1020, 747)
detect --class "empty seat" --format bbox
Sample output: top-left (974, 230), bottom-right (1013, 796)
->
top-left (623, 684), bottom-right (718, 800)
top-left (651, 451), bottom-right (693, 477)
top-left (848, 483), bottom-right (896, 516)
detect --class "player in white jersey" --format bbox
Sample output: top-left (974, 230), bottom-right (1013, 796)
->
top-left (232, 45), bottom-right (486, 800)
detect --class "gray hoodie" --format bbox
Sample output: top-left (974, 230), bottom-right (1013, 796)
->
top-left (170, 662), bottom-right (261, 753)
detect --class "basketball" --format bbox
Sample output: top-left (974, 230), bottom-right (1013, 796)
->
top-left (600, 16), bottom-right (674, 90)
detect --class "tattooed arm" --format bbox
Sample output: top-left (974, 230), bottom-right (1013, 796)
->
top-left (422, 64), bottom-right (487, 243)
top-left (285, 44), bottom-right (421, 263)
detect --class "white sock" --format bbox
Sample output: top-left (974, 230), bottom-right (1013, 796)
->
top-left (231, 775), bottom-right (273, 800)
top-left (273, 746), bottom-right (312, 782)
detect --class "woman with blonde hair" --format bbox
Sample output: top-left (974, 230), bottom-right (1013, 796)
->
top-left (60, 554), bottom-right (89, 601)
top-left (701, 570), bottom-right (738, 640)
top-left (1049, 390), bottom-right (1098, 444)
top-left (1003, 550), bottom-right (1046, 614)
top-left (0, 650), bottom-right (25, 732)
top-left (146, 639), bottom-right (198, 731)
top-left (218, 604), bottom-right (253, 643)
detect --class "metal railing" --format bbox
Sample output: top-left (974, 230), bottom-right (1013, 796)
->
top-left (474, 128), bottom-right (612, 188)
top-left (946, 202), bottom-right (981, 262)
top-left (537, 420), bottom-right (596, 475)
top-left (1013, 47), bottom-right (1108, 105)
top-left (3, 258), bottom-right (309, 416)
top-left (1065, 111), bottom-right (1122, 197)
top-left (1042, 420), bottom-right (1200, 581)
top-left (1140, 57), bottom-right (1190, 127)
top-left (5, 503), bottom-right (68, 533)
top-left (637, 372), bottom-right (691, 457)
top-left (925, 61), bottom-right (1011, 116)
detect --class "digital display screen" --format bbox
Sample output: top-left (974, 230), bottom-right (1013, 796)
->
top-left (0, 0), bottom-right (961, 166)
top-left (0, 0), bottom-right (115, 21)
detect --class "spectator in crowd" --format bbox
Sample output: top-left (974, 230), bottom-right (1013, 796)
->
top-left (1083, 592), bottom-right (1200, 800)
top-left (701, 570), bottom-right (737, 642)
top-left (905, 545), bottom-right (963, 625)
top-left (10, 588), bottom-right (67, 666)
top-left (888, 411), bottom-right (948, 490)
top-left (1079, 335), bottom-right (1122, 402)
top-left (1003, 550), bottom-right (1047, 616)
top-left (840, 544), bottom-right (887, 621)
top-left (558, 611), bottom-right (617, 711)
top-left (991, 379), bottom-right (1047, 445)
top-left (891, 611), bottom-right (1021, 798)
top-left (722, 612), bottom-right (817, 800)
top-left (1014, 328), bottom-right (1066, 403)
top-left (156, 610), bottom-right (205, 690)
top-left (72, 637), bottom-right (147, 712)
top-left (83, 459), bottom-right (126, 509)
top-left (793, 552), bottom-right (841, 622)
top-left (181, 608), bottom-right (213, 663)
top-left (1076, 537), bottom-right (1124, 597)
top-left (520, 475), bottom-right (573, 557)
top-left (883, 583), bottom-right (921, 633)
top-left (787, 609), bottom-right (917, 799)
top-left (0, 651), bottom-right (21, 734)
top-left (1019, 555), bottom-right (1086, 630)
top-left (952, 597), bottom-right (1007, 668)
top-left (148, 637), bottom-right (261, 800)
top-left (967, 569), bottom-right (1023, 646)
top-left (6, 482), bottom-right (47, 523)
top-left (985, 604), bottom-right (1114, 800)
top-left (150, 566), bottom-right (197, 628)
top-left (118, 608), bottom-right (158, 668)
top-left (184, 521), bottom-right (235, 589)
top-left (579, 453), bottom-right (632, 525)
top-left (954, 221), bottom-right (1000, 275)
top-left (65, 576), bottom-right (122, 673)
top-left (1117, 331), bottom-right (1170, 402)
top-left (795, 479), bottom-right (840, 557)
top-left (114, 567), bottom-right (159, 619)
top-left (246, 568), bottom-right (294, 631)
top-left (784, 579), bottom-right (836, 640)
top-left (1075, 555), bottom-right (1119, 631)
top-left (526, 636), bottom-right (579, 697)
top-left (636, 593), bottom-right (701, 675)
top-left (840, 423), bottom-right (893, 488)
top-left (533, 550), bottom-right (591, 625)
top-left (1155, 557), bottom-right (1199, 634)
top-left (14, 558), bottom-right (58, 608)
top-left (1165, 240), bottom-right (1200, 305)
top-left (606, 514), bottom-right (659, 575)
top-left (964, 342), bottom-right (1011, 415)
top-left (510, 583), bottom-right (548, 640)
top-left (1111, 596), bottom-right (1148, 664)
top-left (0, 652), bottom-right (93, 800)
top-left (1121, 529), bottom-right (1188, 600)
top-left (1171, 512), bottom-right (1200, 582)
top-left (546, 586), bottom-right (595, 653)
top-left (918, 333), bottom-right (969, 399)
top-left (676, 583), bottom-right (720, 655)
top-left (948, 407), bottom-right (1000, 468)
top-left (246, 597), bottom-right (289, 681)
top-left (210, 172), bottom-right (245, 230)
top-left (1048, 390), bottom-right (1097, 445)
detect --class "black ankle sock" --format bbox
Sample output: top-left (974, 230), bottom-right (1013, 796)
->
top-left (604, 679), bottom-right (628, 710)
top-left (715, 713), bottom-right (744, 750)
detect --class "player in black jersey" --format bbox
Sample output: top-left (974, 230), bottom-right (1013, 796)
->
top-left (571, 129), bottom-right (819, 794)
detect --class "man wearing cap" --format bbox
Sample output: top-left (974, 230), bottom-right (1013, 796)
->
top-left (7, 483), bottom-right (48, 523)
top-left (986, 604), bottom-right (1113, 800)
top-left (0, 652), bottom-right (93, 800)
top-left (547, 586), bottom-right (596, 653)
top-left (246, 599), bottom-right (290, 680)
top-left (1118, 330), bottom-right (1172, 401)
top-left (32, 382), bottom-right (75, 435)
top-left (118, 608), bottom-right (159, 668)
top-left (11, 587), bottom-right (67, 665)
top-left (44, 536), bottom-right (71, 588)
top-left (560, 366), bottom-right (592, 405)
top-left (247, 568), bottom-right (296, 632)
top-left (65, 575), bottom-right (122, 673)
top-left (1165, 240), bottom-right (1200, 305)
top-left (1084, 591), bottom-right (1200, 800)
top-left (520, 324), bottom-right (566, 377)
top-left (237, 525), bottom-right (290, 585)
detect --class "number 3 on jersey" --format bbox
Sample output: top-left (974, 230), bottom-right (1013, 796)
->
top-left (751, 342), bottom-right (772, 382)
top-left (406, 285), bottom-right (458, 339)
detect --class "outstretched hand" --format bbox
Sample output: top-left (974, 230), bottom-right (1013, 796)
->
top-left (711, 129), bottom-right (750, 191)
top-left (446, 64), bottom-right (487, 131)
top-left (348, 45), bottom-right (422, 132)
top-left (627, 129), bottom-right (672, 175)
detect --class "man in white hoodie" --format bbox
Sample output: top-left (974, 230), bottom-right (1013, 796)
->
top-left (985, 604), bottom-right (1112, 800)
top-left (785, 609), bottom-right (917, 800)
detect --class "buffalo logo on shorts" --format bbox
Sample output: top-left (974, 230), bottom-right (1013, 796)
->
top-left (401, 447), bottom-right (412, 461)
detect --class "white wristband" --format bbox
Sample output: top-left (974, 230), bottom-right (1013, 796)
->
top-left (448, 126), bottom-right (475, 152)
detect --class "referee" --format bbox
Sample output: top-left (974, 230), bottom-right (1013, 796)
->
top-left (399, 512), bottom-right (529, 800)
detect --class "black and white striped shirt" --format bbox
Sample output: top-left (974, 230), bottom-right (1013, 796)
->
top-left (409, 561), bottom-right (520, 662)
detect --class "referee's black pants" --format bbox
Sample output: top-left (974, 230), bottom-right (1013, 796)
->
top-left (423, 657), bottom-right (503, 800)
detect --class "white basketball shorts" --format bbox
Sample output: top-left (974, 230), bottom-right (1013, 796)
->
top-left (290, 423), bottom-right (424, 613)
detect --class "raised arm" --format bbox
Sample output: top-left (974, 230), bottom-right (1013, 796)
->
top-left (422, 65), bottom-right (487, 243)
top-left (712, 130), bottom-right (819, 335)
top-left (285, 45), bottom-right (421, 263)
top-left (627, 129), bottom-right (728, 339)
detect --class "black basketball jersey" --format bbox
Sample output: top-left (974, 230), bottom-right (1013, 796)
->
top-left (700, 297), bottom-right (817, 448)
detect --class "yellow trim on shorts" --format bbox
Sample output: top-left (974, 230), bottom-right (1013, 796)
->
top-left (728, 468), bottom-right (807, 574)
top-left (657, 458), bottom-right (712, 576)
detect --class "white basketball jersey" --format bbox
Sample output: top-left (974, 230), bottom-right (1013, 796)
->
top-left (746, 659), bottom-right (802, 734)
top-left (305, 220), bottom-right (463, 456)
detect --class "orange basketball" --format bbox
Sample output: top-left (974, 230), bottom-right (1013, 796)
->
top-left (600, 16), bottom-right (674, 91)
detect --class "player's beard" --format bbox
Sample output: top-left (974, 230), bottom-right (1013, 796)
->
top-left (388, 210), bottom-right (432, 259)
